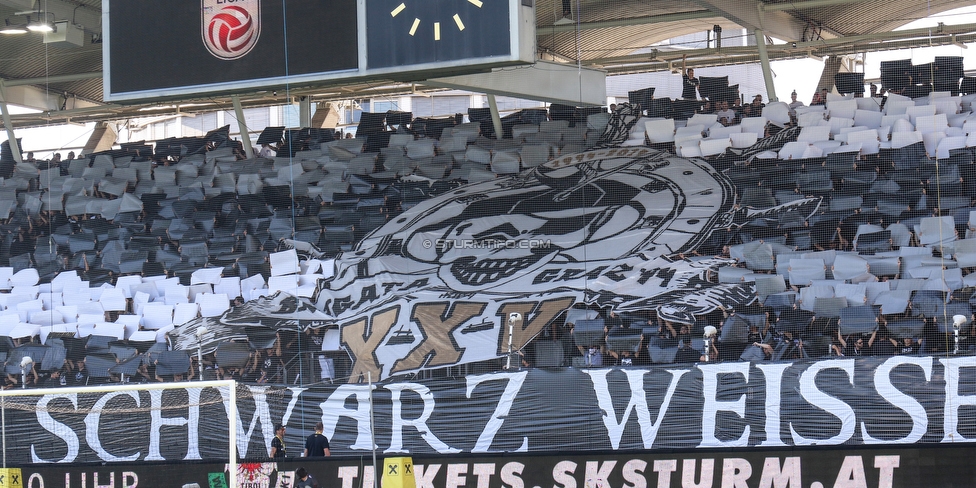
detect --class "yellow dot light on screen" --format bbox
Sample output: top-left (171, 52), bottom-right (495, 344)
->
top-left (395, 1), bottom-right (485, 40)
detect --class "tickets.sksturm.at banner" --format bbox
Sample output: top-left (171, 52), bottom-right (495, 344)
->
top-left (10, 447), bottom-right (976, 488)
top-left (3, 356), bottom-right (975, 465)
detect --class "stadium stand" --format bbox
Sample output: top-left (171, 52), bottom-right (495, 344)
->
top-left (4, 71), bottom-right (976, 387)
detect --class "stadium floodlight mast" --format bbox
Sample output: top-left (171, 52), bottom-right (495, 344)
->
top-left (0, 380), bottom-right (238, 487)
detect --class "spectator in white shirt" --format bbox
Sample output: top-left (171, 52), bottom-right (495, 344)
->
top-left (715, 101), bottom-right (736, 126)
top-left (258, 143), bottom-right (277, 159)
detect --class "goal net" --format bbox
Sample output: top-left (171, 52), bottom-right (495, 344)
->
top-left (0, 379), bottom-right (238, 486)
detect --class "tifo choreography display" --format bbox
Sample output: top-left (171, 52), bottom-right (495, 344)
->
top-left (2, 96), bottom-right (976, 468)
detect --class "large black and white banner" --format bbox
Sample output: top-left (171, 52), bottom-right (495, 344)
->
top-left (303, 148), bottom-right (817, 381)
top-left (170, 147), bottom-right (820, 381)
top-left (5, 356), bottom-right (976, 465)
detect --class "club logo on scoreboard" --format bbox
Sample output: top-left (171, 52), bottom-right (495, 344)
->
top-left (201, 0), bottom-right (261, 60)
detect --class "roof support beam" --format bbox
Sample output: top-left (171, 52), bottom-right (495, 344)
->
top-left (1, 84), bottom-right (60, 111)
top-left (762, 0), bottom-right (871, 12)
top-left (541, 10), bottom-right (717, 35)
top-left (754, 30), bottom-right (777, 102)
top-left (298, 97), bottom-right (311, 128)
top-left (690, 0), bottom-right (829, 42)
top-left (2, 72), bottom-right (102, 87)
top-left (591, 21), bottom-right (976, 68)
top-left (486, 94), bottom-right (504, 142)
top-left (81, 121), bottom-right (117, 156)
top-left (423, 61), bottom-right (606, 107)
top-left (792, 21), bottom-right (976, 50)
top-left (600, 30), bottom-right (976, 75)
top-left (816, 56), bottom-right (844, 94)
top-left (3, 83), bottom-right (441, 129)
top-left (0, 79), bottom-right (23, 164)
top-left (231, 95), bottom-right (254, 159)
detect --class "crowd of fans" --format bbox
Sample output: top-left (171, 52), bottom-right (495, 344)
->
top-left (694, 95), bottom-right (769, 127)
top-left (4, 322), bottom-right (347, 389)
top-left (541, 302), bottom-right (976, 369)
top-left (2, 67), bottom-right (976, 386)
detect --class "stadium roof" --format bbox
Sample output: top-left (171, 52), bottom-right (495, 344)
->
top-left (0, 0), bottom-right (974, 127)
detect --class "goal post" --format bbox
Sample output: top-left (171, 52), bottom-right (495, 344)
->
top-left (0, 379), bottom-right (238, 487)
